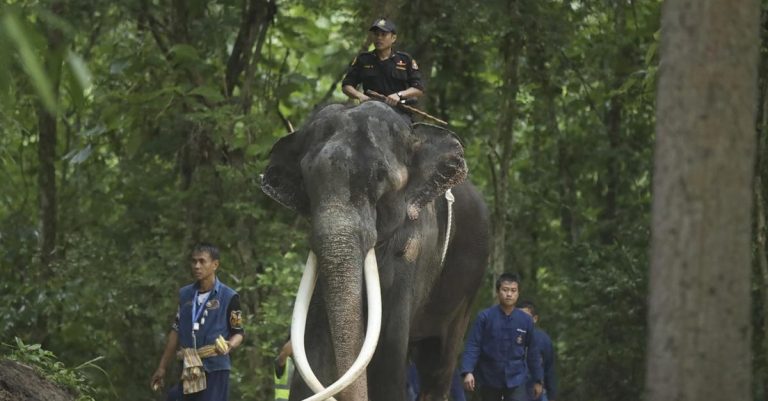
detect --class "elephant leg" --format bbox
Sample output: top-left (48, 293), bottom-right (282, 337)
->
top-left (366, 302), bottom-right (411, 401)
top-left (289, 294), bottom-right (335, 401)
top-left (413, 307), bottom-right (472, 401)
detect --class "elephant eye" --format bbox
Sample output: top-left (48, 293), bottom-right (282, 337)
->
top-left (376, 168), bottom-right (388, 182)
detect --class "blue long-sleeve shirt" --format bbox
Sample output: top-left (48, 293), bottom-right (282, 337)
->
top-left (460, 305), bottom-right (543, 390)
top-left (529, 327), bottom-right (557, 400)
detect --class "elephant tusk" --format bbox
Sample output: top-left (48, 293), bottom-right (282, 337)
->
top-left (292, 249), bottom-right (383, 401)
top-left (291, 251), bottom-right (339, 401)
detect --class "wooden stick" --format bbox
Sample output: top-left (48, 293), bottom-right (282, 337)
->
top-left (365, 90), bottom-right (448, 126)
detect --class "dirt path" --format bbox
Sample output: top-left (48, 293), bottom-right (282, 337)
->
top-left (0, 359), bottom-right (74, 401)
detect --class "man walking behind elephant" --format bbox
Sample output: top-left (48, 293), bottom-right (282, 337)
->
top-left (460, 273), bottom-right (543, 401)
top-left (151, 243), bottom-right (245, 401)
top-left (518, 300), bottom-right (557, 401)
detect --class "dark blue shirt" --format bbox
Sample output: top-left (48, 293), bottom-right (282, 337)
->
top-left (528, 327), bottom-right (557, 400)
top-left (174, 278), bottom-right (243, 372)
top-left (460, 305), bottom-right (543, 390)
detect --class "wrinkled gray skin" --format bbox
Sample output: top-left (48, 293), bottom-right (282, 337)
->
top-left (261, 101), bottom-right (489, 401)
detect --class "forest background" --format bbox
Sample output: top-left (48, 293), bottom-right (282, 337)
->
top-left (0, 0), bottom-right (766, 400)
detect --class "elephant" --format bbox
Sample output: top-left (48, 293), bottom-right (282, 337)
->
top-left (261, 101), bottom-right (489, 401)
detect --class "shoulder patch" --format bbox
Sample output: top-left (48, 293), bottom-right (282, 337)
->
top-left (395, 51), bottom-right (418, 70)
top-left (230, 310), bottom-right (243, 329)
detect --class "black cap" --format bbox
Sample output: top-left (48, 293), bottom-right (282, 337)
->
top-left (369, 18), bottom-right (396, 33)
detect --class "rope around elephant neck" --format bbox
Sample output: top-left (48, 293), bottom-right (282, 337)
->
top-left (440, 189), bottom-right (455, 266)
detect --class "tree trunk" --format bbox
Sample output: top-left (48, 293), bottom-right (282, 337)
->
top-left (523, 6), bottom-right (576, 246)
top-left (755, 174), bottom-right (768, 400)
top-left (37, 106), bottom-right (58, 269)
top-left (36, 2), bottom-right (66, 271)
top-left (645, 1), bottom-right (759, 400)
top-left (599, 1), bottom-right (631, 245)
top-left (397, 0), bottom-right (438, 112)
top-left (754, 19), bottom-right (768, 396)
top-left (489, 0), bottom-right (523, 285)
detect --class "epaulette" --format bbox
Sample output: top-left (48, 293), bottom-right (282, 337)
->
top-left (349, 51), bottom-right (375, 66)
top-left (395, 51), bottom-right (412, 60)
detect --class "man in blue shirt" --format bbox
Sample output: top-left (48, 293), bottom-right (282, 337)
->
top-left (151, 243), bottom-right (245, 401)
top-left (460, 273), bottom-right (543, 401)
top-left (518, 300), bottom-right (557, 401)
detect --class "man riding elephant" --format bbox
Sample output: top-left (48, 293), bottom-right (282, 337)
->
top-left (342, 18), bottom-right (424, 109)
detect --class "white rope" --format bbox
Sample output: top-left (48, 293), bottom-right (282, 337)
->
top-left (440, 189), bottom-right (455, 266)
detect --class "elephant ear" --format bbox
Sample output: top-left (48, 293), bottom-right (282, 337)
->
top-left (404, 123), bottom-right (467, 220)
top-left (260, 131), bottom-right (310, 215)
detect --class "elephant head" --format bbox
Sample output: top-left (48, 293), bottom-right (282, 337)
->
top-left (261, 102), bottom-right (467, 401)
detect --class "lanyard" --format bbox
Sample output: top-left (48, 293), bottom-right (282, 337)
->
top-left (191, 281), bottom-right (216, 332)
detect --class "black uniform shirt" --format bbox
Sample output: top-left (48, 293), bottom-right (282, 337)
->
top-left (342, 50), bottom-right (424, 97)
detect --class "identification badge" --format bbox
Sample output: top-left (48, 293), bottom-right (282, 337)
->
top-left (193, 322), bottom-right (200, 331)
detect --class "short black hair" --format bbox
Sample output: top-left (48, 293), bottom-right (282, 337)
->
top-left (517, 299), bottom-right (537, 316)
top-left (495, 272), bottom-right (520, 291)
top-left (193, 242), bottom-right (220, 261)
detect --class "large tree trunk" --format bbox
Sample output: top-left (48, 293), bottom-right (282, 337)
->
top-left (645, 1), bottom-right (759, 400)
top-left (756, 174), bottom-right (768, 400)
top-left (753, 8), bottom-right (768, 399)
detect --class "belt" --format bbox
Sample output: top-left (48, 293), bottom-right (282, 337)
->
top-left (177, 345), bottom-right (218, 360)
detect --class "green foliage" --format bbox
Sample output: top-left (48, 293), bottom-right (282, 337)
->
top-left (1, 10), bottom-right (56, 113)
top-left (1, 0), bottom-right (762, 400)
top-left (4, 337), bottom-right (100, 401)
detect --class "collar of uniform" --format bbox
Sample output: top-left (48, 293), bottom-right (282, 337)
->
top-left (369, 49), bottom-right (398, 60)
top-left (194, 277), bottom-right (221, 295)
top-left (496, 304), bottom-right (516, 317)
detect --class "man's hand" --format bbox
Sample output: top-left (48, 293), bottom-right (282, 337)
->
top-left (215, 340), bottom-right (232, 355)
top-left (533, 382), bottom-right (543, 399)
top-left (385, 93), bottom-right (400, 106)
top-left (462, 373), bottom-right (476, 392)
top-left (150, 368), bottom-right (165, 391)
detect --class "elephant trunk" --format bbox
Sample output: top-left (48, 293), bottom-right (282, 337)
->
top-left (316, 222), bottom-right (368, 400)
top-left (291, 210), bottom-right (381, 401)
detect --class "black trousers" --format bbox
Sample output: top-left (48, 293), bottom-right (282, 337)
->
top-left (477, 385), bottom-right (529, 401)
